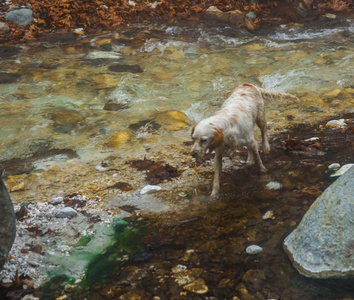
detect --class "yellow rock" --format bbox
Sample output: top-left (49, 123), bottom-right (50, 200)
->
top-left (94, 38), bottom-right (112, 46)
top-left (92, 74), bottom-right (122, 88)
top-left (154, 110), bottom-right (188, 131)
top-left (183, 278), bottom-right (208, 294)
top-left (241, 43), bottom-right (264, 52)
top-left (323, 89), bottom-right (341, 98)
top-left (106, 131), bottom-right (131, 148)
top-left (10, 181), bottom-right (27, 192)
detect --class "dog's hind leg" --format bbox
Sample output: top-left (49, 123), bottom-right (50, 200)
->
top-left (249, 139), bottom-right (266, 172)
top-left (256, 110), bottom-right (270, 155)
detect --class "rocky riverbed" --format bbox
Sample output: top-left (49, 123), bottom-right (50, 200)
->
top-left (0, 115), bottom-right (353, 299)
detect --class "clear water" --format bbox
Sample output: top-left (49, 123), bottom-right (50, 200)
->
top-left (1, 16), bottom-right (353, 163)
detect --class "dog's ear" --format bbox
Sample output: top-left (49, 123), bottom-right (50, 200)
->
top-left (210, 127), bottom-right (225, 149)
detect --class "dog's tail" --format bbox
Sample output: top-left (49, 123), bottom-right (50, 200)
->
top-left (259, 88), bottom-right (299, 103)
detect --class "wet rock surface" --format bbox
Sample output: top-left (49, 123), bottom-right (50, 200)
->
top-left (0, 179), bottom-right (16, 270)
top-left (284, 165), bottom-right (354, 278)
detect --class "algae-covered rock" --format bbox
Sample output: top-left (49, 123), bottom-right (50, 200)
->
top-left (283, 165), bottom-right (354, 278)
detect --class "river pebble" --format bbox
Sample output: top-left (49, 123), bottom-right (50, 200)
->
top-left (266, 181), bottom-right (282, 190)
top-left (246, 245), bottom-right (263, 255)
top-left (328, 163), bottom-right (340, 171)
top-left (54, 207), bottom-right (78, 218)
top-left (325, 119), bottom-right (346, 129)
top-left (49, 196), bottom-right (64, 205)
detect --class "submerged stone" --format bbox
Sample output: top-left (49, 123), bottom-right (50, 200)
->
top-left (106, 130), bottom-right (131, 148)
top-left (0, 73), bottom-right (21, 84)
top-left (183, 278), bottom-right (208, 294)
top-left (283, 165), bottom-right (354, 278)
top-left (51, 110), bottom-right (85, 127)
top-left (154, 110), bottom-right (188, 131)
top-left (108, 64), bottom-right (143, 73)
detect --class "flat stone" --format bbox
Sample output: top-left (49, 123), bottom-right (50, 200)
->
top-left (283, 165), bottom-right (354, 278)
top-left (5, 9), bottom-right (33, 26)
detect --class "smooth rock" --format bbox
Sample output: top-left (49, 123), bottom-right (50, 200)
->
top-left (330, 164), bottom-right (354, 178)
top-left (266, 181), bottom-right (282, 190)
top-left (246, 245), bottom-right (263, 255)
top-left (326, 119), bottom-right (346, 129)
top-left (54, 207), bottom-right (77, 218)
top-left (49, 197), bottom-right (64, 205)
top-left (0, 22), bottom-right (10, 34)
top-left (328, 163), bottom-right (340, 171)
top-left (283, 165), bottom-right (354, 278)
top-left (140, 185), bottom-right (162, 195)
top-left (106, 131), bottom-right (131, 148)
top-left (5, 9), bottom-right (33, 26)
top-left (108, 64), bottom-right (143, 73)
top-left (154, 110), bottom-right (188, 131)
top-left (0, 178), bottom-right (16, 270)
top-left (51, 110), bottom-right (85, 127)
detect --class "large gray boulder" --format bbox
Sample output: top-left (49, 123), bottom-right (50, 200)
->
top-left (0, 177), bottom-right (16, 270)
top-left (283, 165), bottom-right (354, 278)
top-left (4, 8), bottom-right (33, 26)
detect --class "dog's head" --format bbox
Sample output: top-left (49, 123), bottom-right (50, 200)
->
top-left (190, 121), bottom-right (225, 159)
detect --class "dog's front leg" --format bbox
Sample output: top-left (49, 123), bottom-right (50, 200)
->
top-left (211, 149), bottom-right (223, 196)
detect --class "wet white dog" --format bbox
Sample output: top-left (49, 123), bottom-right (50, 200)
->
top-left (190, 83), bottom-right (298, 196)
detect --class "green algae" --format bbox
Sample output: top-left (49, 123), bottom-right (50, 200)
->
top-left (40, 218), bottom-right (146, 299)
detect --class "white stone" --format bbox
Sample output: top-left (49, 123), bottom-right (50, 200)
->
top-left (140, 185), bottom-right (162, 195)
top-left (328, 163), bottom-right (340, 171)
top-left (266, 181), bottom-right (282, 190)
top-left (330, 164), bottom-right (354, 178)
top-left (326, 119), bottom-right (346, 129)
top-left (246, 245), bottom-right (263, 255)
top-left (262, 210), bottom-right (275, 220)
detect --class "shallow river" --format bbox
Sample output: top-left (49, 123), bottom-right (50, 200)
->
top-left (0, 13), bottom-right (354, 300)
